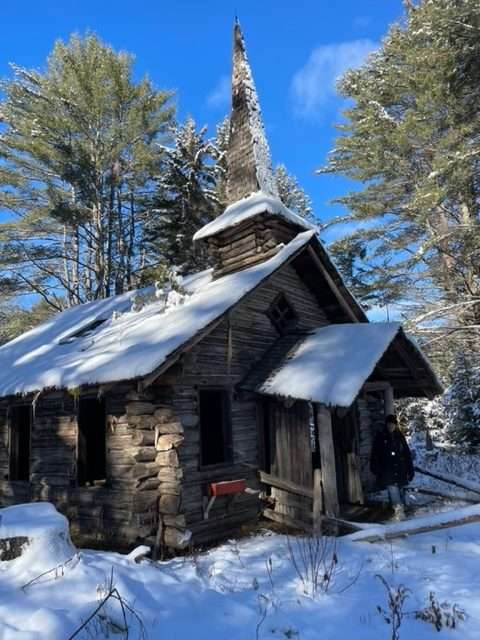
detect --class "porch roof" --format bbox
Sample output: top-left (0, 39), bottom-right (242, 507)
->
top-left (243, 323), bottom-right (443, 408)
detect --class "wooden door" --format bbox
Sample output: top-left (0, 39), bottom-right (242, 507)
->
top-left (331, 405), bottom-right (363, 505)
top-left (265, 399), bottom-right (313, 525)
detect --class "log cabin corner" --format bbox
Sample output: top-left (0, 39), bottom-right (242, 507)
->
top-left (0, 22), bottom-right (442, 553)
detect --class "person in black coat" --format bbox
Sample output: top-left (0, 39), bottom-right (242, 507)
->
top-left (370, 414), bottom-right (414, 518)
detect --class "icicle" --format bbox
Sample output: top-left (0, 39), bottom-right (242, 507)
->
top-left (32, 391), bottom-right (41, 420)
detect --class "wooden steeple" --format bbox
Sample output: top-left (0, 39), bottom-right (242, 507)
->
top-left (226, 19), bottom-right (279, 203)
top-left (193, 21), bottom-right (316, 278)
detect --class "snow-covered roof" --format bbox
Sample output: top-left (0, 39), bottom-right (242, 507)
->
top-left (193, 191), bottom-right (318, 241)
top-left (0, 230), bottom-right (315, 397)
top-left (257, 323), bottom-right (405, 407)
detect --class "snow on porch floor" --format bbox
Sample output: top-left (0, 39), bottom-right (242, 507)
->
top-left (1, 508), bottom-right (480, 638)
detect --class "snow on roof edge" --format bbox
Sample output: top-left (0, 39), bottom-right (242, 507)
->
top-left (193, 191), bottom-right (318, 241)
top-left (258, 322), bottom-right (403, 408)
top-left (401, 329), bottom-right (444, 393)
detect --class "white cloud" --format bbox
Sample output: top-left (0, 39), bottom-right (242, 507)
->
top-left (291, 39), bottom-right (377, 118)
top-left (206, 74), bottom-right (230, 109)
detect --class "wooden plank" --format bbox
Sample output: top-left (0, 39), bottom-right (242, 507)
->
top-left (141, 315), bottom-right (226, 389)
top-left (346, 452), bottom-right (364, 505)
top-left (363, 382), bottom-right (391, 392)
top-left (351, 511), bottom-right (480, 543)
top-left (263, 508), bottom-right (311, 531)
top-left (258, 470), bottom-right (313, 499)
top-left (316, 403), bottom-right (339, 517)
top-left (415, 466), bottom-right (480, 497)
top-left (384, 384), bottom-right (394, 415)
top-left (313, 468), bottom-right (323, 532)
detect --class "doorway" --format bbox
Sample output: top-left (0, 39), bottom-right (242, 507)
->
top-left (331, 405), bottom-right (363, 505)
top-left (262, 399), bottom-right (313, 525)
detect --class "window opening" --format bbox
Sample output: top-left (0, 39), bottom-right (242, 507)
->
top-left (199, 389), bottom-right (232, 466)
top-left (78, 396), bottom-right (107, 485)
top-left (267, 293), bottom-right (298, 334)
top-left (60, 319), bottom-right (107, 344)
top-left (9, 405), bottom-right (31, 481)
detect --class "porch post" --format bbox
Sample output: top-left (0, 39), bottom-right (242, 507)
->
top-left (384, 383), bottom-right (395, 415)
top-left (315, 403), bottom-right (339, 518)
top-left (313, 468), bottom-right (323, 532)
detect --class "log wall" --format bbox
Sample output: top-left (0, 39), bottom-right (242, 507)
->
top-left (0, 382), bottom-right (185, 551)
top-left (207, 215), bottom-right (302, 278)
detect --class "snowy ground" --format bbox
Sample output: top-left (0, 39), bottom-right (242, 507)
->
top-left (0, 502), bottom-right (479, 639)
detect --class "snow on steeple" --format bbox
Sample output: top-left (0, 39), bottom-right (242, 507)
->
top-left (226, 19), bottom-right (279, 203)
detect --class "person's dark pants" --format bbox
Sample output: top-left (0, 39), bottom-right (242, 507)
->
top-left (386, 485), bottom-right (407, 507)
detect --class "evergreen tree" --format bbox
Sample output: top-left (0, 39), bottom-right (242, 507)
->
top-left (145, 117), bottom-right (219, 275)
top-left (443, 352), bottom-right (480, 449)
top-left (0, 33), bottom-right (174, 308)
top-left (402, 351), bottom-right (480, 451)
top-left (275, 164), bottom-right (314, 220)
top-left (320, 0), bottom-right (480, 341)
top-left (212, 116), bottom-right (230, 211)
top-left (0, 301), bottom-right (54, 345)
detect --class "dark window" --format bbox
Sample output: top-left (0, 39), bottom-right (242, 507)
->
top-left (78, 397), bottom-right (106, 485)
top-left (267, 293), bottom-right (298, 334)
top-left (199, 389), bottom-right (232, 466)
top-left (9, 405), bottom-right (31, 481)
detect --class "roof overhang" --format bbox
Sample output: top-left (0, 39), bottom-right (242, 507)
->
top-left (246, 323), bottom-right (442, 408)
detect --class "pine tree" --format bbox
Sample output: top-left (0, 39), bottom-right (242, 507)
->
top-left (401, 351), bottom-right (480, 451)
top-left (444, 352), bottom-right (480, 449)
top-left (275, 164), bottom-right (314, 220)
top-left (212, 116), bottom-right (230, 211)
top-left (320, 0), bottom-right (480, 342)
top-left (0, 33), bottom-right (174, 309)
top-left (0, 301), bottom-right (54, 345)
top-left (145, 117), bottom-right (219, 275)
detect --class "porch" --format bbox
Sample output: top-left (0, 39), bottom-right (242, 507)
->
top-left (240, 322), bottom-right (443, 531)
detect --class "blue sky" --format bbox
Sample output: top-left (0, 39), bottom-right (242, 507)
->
top-left (1, 0), bottom-right (404, 232)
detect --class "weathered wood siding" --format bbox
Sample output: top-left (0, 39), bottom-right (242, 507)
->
top-left (170, 262), bottom-right (328, 543)
top-left (208, 216), bottom-right (303, 278)
top-left (267, 400), bottom-right (313, 525)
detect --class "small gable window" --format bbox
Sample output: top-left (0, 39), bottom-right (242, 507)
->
top-left (77, 397), bottom-right (107, 486)
top-left (199, 389), bottom-right (232, 466)
top-left (9, 405), bottom-right (32, 482)
top-left (267, 293), bottom-right (298, 334)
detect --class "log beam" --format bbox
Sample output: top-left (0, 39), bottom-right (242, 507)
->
top-left (315, 403), bottom-right (339, 517)
top-left (258, 470), bottom-right (313, 499)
